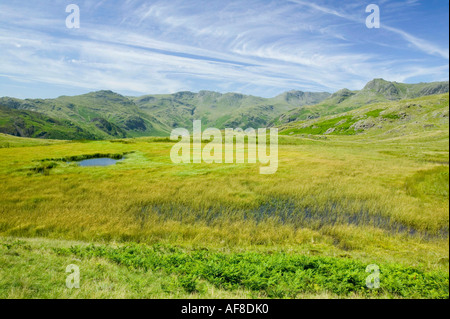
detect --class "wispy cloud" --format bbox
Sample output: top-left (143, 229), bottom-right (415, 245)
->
top-left (0, 0), bottom-right (448, 98)
top-left (383, 25), bottom-right (449, 59)
top-left (289, 0), bottom-right (449, 59)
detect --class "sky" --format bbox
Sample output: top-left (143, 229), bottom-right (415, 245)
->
top-left (0, 0), bottom-right (448, 99)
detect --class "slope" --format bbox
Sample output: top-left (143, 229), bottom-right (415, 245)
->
top-left (279, 93), bottom-right (449, 141)
top-left (132, 90), bottom-right (331, 130)
top-left (273, 79), bottom-right (449, 125)
top-left (0, 91), bottom-right (169, 139)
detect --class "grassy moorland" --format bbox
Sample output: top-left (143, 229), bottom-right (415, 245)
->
top-left (0, 95), bottom-right (448, 299)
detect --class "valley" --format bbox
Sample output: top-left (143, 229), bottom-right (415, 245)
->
top-left (0, 91), bottom-right (448, 298)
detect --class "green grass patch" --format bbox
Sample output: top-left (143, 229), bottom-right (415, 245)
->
top-left (55, 243), bottom-right (449, 299)
top-left (366, 109), bottom-right (385, 118)
top-left (382, 113), bottom-right (401, 120)
top-left (280, 116), bottom-right (359, 136)
top-left (405, 166), bottom-right (449, 200)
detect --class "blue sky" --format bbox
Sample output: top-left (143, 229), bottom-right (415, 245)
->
top-left (0, 0), bottom-right (448, 98)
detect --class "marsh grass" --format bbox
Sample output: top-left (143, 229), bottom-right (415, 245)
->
top-left (0, 135), bottom-right (447, 264)
top-left (143, 197), bottom-right (447, 239)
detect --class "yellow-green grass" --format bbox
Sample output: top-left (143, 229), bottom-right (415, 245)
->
top-left (1, 133), bottom-right (448, 259)
top-left (0, 124), bottom-right (448, 298)
top-left (0, 133), bottom-right (66, 148)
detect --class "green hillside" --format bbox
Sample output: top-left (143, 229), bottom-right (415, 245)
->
top-left (280, 94), bottom-right (449, 142)
top-left (0, 105), bottom-right (98, 140)
top-left (0, 89), bottom-right (329, 140)
top-left (132, 90), bottom-right (330, 129)
top-left (0, 91), bottom-right (169, 139)
top-left (273, 79), bottom-right (449, 125)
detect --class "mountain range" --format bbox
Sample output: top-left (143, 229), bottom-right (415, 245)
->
top-left (0, 79), bottom-right (448, 140)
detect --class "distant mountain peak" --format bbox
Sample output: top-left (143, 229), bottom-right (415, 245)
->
top-left (173, 91), bottom-right (196, 99)
top-left (87, 90), bottom-right (123, 97)
top-left (275, 90), bottom-right (331, 107)
top-left (331, 88), bottom-right (353, 97)
top-left (330, 88), bottom-right (355, 103)
top-left (361, 78), bottom-right (449, 101)
top-left (284, 90), bottom-right (306, 97)
top-left (198, 90), bottom-right (221, 96)
top-left (363, 79), bottom-right (399, 95)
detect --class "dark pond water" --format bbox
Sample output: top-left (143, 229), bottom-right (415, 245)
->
top-left (78, 158), bottom-right (123, 167)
